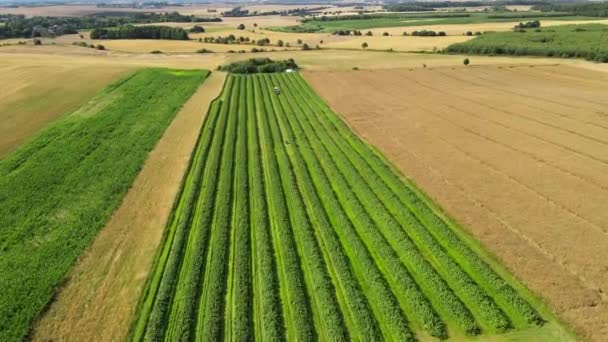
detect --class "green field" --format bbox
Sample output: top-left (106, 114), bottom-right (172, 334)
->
top-left (446, 24), bottom-right (608, 62)
top-left (0, 68), bottom-right (206, 341)
top-left (274, 12), bottom-right (596, 33)
top-left (131, 72), bottom-right (555, 341)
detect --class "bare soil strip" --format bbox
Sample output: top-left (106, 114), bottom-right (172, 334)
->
top-left (32, 72), bottom-right (226, 342)
top-left (304, 65), bottom-right (608, 341)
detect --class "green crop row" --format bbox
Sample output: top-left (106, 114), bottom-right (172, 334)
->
top-left (131, 72), bottom-right (544, 341)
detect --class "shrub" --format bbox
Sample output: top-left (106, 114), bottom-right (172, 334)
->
top-left (463, 58), bottom-right (470, 66)
top-left (382, 32), bottom-right (389, 36)
top-left (362, 42), bottom-right (368, 49)
top-left (150, 50), bottom-right (163, 54)
top-left (96, 44), bottom-right (105, 50)
top-left (237, 24), bottom-right (245, 30)
top-left (190, 25), bottom-right (205, 33)
top-left (302, 43), bottom-right (311, 50)
top-left (197, 48), bottom-right (213, 53)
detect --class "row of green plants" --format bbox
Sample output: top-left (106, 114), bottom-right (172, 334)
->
top-left (0, 68), bottom-right (207, 342)
top-left (446, 24), bottom-right (608, 62)
top-left (130, 72), bottom-right (546, 340)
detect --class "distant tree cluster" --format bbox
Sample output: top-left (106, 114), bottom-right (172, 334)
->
top-left (90, 25), bottom-right (189, 40)
top-left (0, 12), bottom-right (220, 39)
top-left (533, 2), bottom-right (608, 17)
top-left (514, 20), bottom-right (541, 30)
top-left (189, 25), bottom-right (205, 33)
top-left (332, 29), bottom-right (364, 36)
top-left (411, 30), bottom-right (447, 37)
top-left (203, 34), bottom-right (249, 44)
top-left (219, 58), bottom-right (298, 74)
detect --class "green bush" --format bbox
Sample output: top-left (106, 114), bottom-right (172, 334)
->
top-left (219, 58), bottom-right (298, 74)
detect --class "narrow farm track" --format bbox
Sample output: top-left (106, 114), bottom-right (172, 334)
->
top-left (131, 73), bottom-right (550, 341)
top-left (304, 65), bottom-right (608, 341)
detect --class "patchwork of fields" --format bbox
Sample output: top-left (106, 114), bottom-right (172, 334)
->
top-left (305, 65), bottom-right (608, 341)
top-left (0, 68), bottom-right (206, 341)
top-left (131, 72), bottom-right (547, 341)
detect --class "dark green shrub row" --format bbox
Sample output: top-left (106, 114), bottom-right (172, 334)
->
top-left (90, 25), bottom-right (189, 40)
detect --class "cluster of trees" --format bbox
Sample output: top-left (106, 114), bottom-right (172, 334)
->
top-left (533, 2), bottom-right (608, 17)
top-left (514, 20), bottom-right (541, 30)
top-left (411, 30), bottom-right (447, 37)
top-left (72, 41), bottom-right (106, 50)
top-left (333, 29), bottom-right (374, 36)
top-left (189, 25), bottom-right (205, 33)
top-left (202, 34), bottom-right (250, 44)
top-left (90, 25), bottom-right (189, 40)
top-left (0, 12), bottom-right (220, 39)
top-left (219, 58), bottom-right (298, 74)
top-left (200, 35), bottom-right (282, 47)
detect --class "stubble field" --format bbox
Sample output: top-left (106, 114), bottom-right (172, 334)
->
top-left (304, 64), bottom-right (608, 341)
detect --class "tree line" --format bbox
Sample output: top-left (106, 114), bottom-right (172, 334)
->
top-left (533, 2), bottom-right (608, 17)
top-left (90, 25), bottom-right (189, 40)
top-left (0, 12), bottom-right (219, 39)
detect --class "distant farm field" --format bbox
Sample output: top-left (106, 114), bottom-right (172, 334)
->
top-left (305, 65), bottom-right (608, 342)
top-left (0, 68), bottom-right (206, 341)
top-left (0, 63), bottom-right (131, 157)
top-left (447, 24), bottom-right (608, 62)
top-left (131, 72), bottom-right (554, 341)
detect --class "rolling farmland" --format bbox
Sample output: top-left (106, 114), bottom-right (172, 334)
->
top-left (132, 72), bottom-right (546, 341)
top-left (0, 68), bottom-right (206, 342)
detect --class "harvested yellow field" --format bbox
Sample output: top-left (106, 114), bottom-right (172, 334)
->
top-left (32, 72), bottom-right (226, 342)
top-left (305, 65), bottom-right (608, 342)
top-left (324, 35), bottom-right (473, 52)
top-left (366, 19), bottom-right (608, 36)
top-left (0, 62), bottom-right (132, 157)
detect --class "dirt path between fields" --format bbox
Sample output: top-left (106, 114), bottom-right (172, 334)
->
top-left (304, 65), bottom-right (608, 341)
top-left (32, 71), bottom-right (226, 342)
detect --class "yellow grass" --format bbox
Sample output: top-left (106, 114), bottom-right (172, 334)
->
top-left (324, 35), bottom-right (473, 52)
top-left (0, 61), bottom-right (132, 157)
